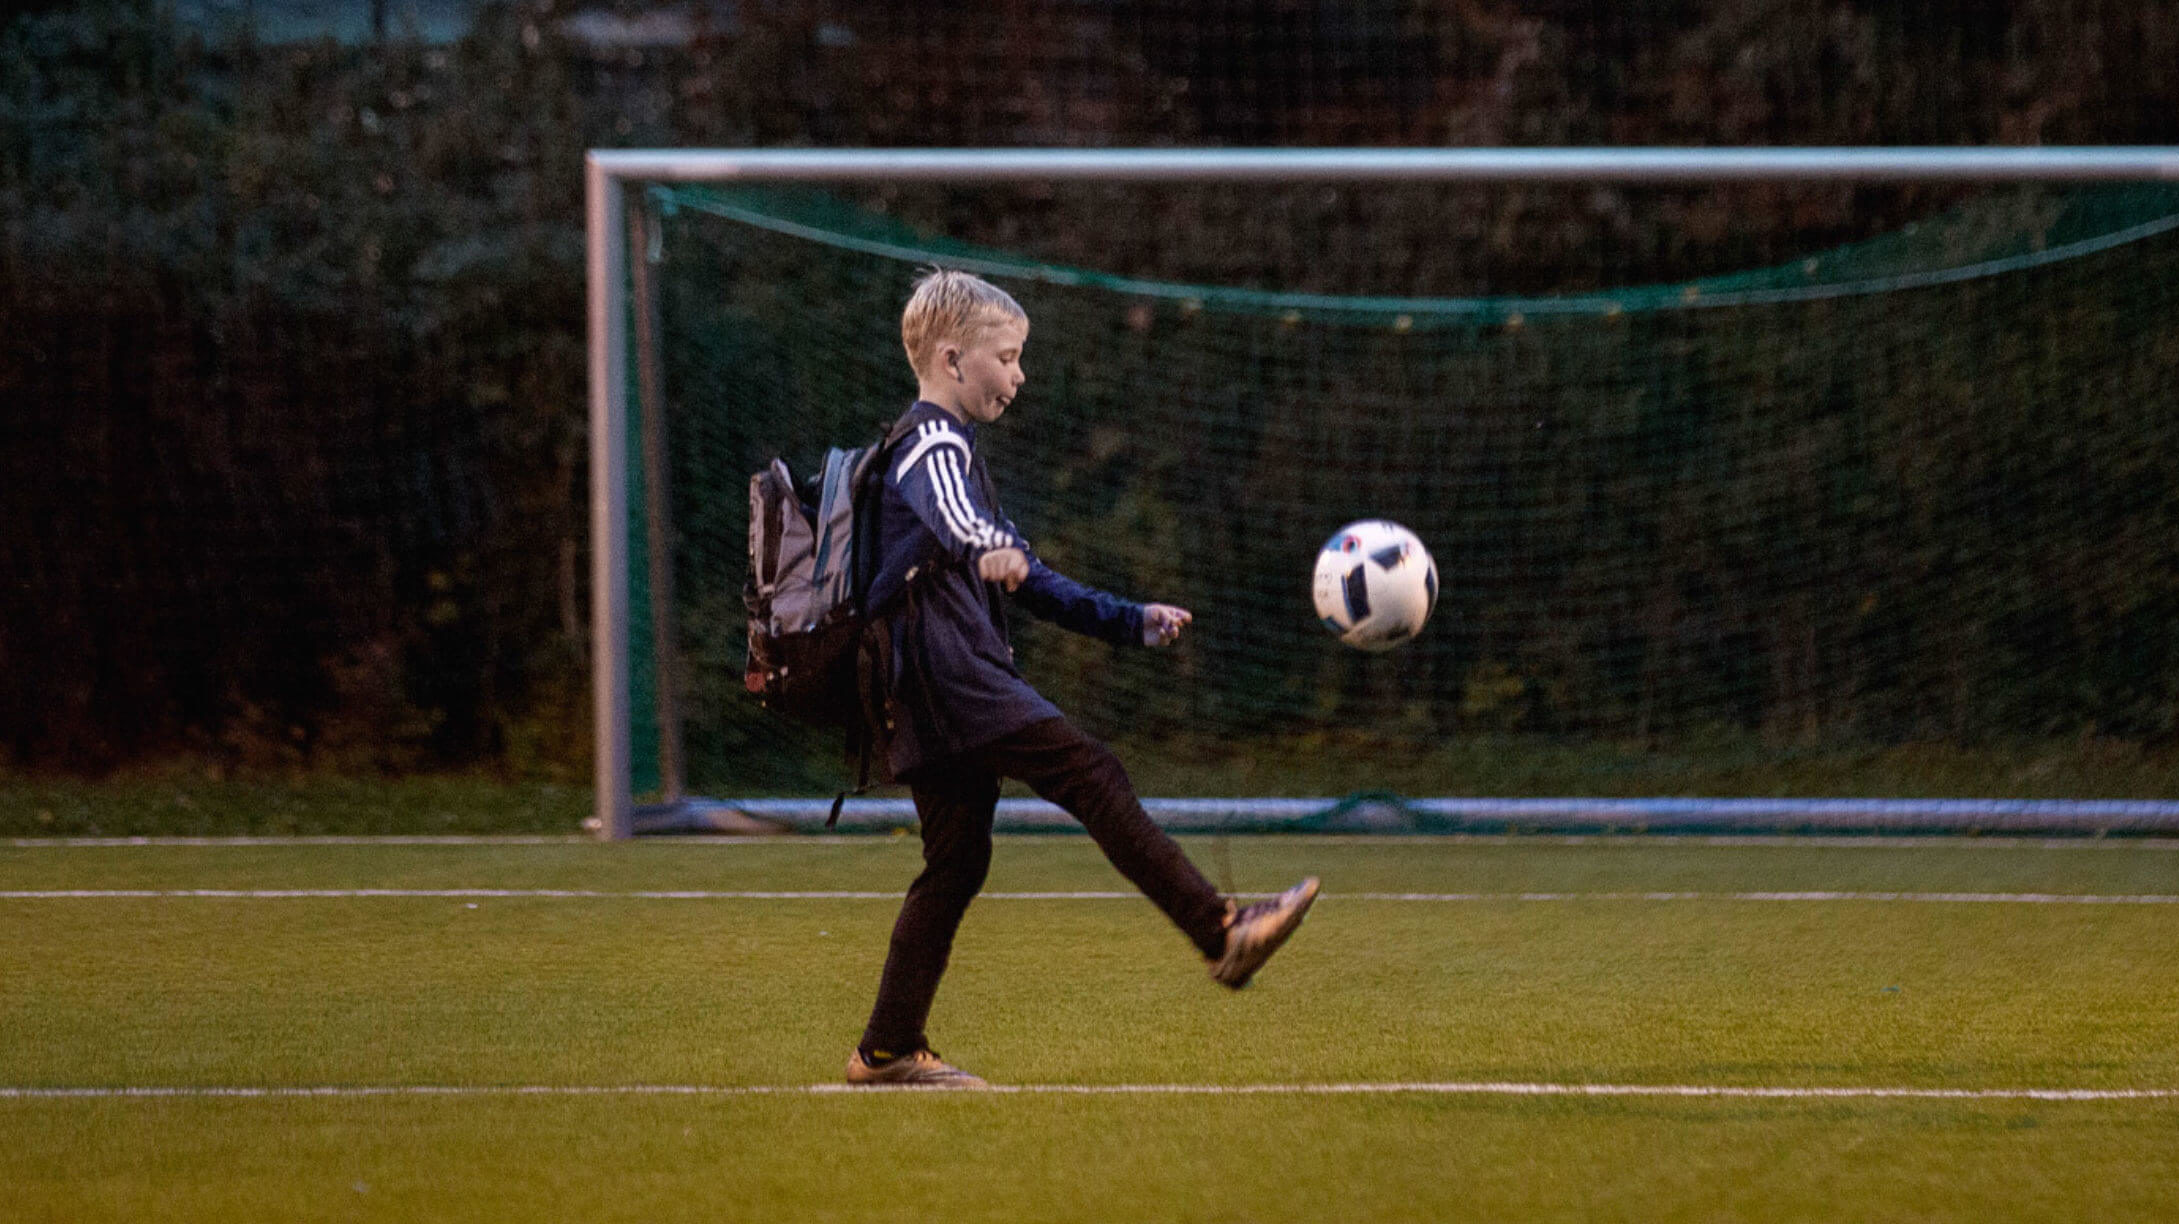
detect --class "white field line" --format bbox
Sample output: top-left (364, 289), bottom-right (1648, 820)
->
top-left (2, 836), bottom-right (592, 848)
top-left (2, 889), bottom-right (2176, 904)
top-left (0, 1082), bottom-right (2173, 1102)
top-left (9, 835), bottom-right (2179, 849)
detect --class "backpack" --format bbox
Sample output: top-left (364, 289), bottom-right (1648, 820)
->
top-left (742, 419), bottom-right (916, 820)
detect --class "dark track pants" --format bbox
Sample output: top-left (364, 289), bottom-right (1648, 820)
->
top-left (858, 717), bottom-right (1230, 1057)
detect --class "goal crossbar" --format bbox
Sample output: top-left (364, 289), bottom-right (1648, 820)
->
top-left (586, 146), bottom-right (2179, 840)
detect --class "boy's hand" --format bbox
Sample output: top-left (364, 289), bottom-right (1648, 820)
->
top-left (1142, 603), bottom-right (1193, 647)
top-left (978, 547), bottom-right (1029, 591)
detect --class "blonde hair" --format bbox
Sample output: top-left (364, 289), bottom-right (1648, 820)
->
top-left (901, 268), bottom-right (1026, 379)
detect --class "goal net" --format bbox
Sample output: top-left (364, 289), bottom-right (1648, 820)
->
top-left (598, 159), bottom-right (2179, 830)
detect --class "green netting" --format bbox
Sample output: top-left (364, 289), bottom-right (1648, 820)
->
top-left (624, 182), bottom-right (2179, 800)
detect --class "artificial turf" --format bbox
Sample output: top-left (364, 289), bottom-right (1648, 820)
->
top-left (2, 837), bottom-right (2175, 1221)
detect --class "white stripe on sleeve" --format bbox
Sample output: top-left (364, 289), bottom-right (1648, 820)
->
top-left (920, 448), bottom-right (975, 545)
top-left (919, 448), bottom-right (989, 542)
top-left (930, 451), bottom-right (1003, 549)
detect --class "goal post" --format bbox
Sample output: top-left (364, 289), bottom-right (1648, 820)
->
top-left (585, 147), bottom-right (2179, 842)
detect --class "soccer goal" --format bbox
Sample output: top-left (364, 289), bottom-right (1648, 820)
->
top-left (586, 148), bottom-right (2179, 841)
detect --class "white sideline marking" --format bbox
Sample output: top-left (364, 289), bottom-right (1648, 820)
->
top-left (3, 837), bottom-right (589, 847)
top-left (1, 1082), bottom-right (2172, 1102)
top-left (3, 889), bottom-right (2176, 904)
top-left (0, 889), bottom-right (912, 899)
top-left (1347, 891), bottom-right (2179, 904)
top-left (9, 834), bottom-right (2179, 849)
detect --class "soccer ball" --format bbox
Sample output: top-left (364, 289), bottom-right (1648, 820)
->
top-left (1312, 520), bottom-right (1438, 651)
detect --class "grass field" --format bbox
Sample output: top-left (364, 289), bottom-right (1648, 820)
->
top-left (3, 835), bottom-right (2177, 1221)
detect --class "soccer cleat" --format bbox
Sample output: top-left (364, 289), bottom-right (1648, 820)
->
top-left (844, 1047), bottom-right (989, 1089)
top-left (1209, 876), bottom-right (1320, 989)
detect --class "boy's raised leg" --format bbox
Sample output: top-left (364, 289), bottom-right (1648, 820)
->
top-left (977, 717), bottom-right (1310, 974)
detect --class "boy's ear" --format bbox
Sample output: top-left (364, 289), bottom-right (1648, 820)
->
top-left (937, 341), bottom-right (964, 380)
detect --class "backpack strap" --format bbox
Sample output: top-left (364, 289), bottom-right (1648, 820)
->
top-left (828, 414), bottom-right (928, 830)
top-left (826, 745), bottom-right (883, 830)
top-left (827, 782), bottom-right (864, 830)
top-left (848, 415), bottom-right (928, 615)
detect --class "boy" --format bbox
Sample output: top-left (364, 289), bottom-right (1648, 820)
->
top-left (847, 269), bottom-right (1319, 1088)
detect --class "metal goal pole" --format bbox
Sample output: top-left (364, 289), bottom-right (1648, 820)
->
top-left (584, 146), bottom-right (2179, 840)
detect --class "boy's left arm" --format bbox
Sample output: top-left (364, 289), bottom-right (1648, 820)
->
top-left (1011, 554), bottom-right (1152, 648)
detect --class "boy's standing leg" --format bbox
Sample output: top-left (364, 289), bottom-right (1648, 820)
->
top-left (849, 763), bottom-right (999, 1087)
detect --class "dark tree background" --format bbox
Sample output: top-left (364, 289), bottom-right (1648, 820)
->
top-left (3, 0), bottom-right (2176, 775)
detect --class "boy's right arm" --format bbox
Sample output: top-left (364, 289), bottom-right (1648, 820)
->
top-left (890, 421), bottom-right (1025, 567)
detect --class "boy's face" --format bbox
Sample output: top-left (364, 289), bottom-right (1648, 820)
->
top-left (945, 315), bottom-right (1028, 425)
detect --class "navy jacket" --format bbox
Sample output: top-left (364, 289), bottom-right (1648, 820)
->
top-left (869, 401), bottom-right (1144, 776)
